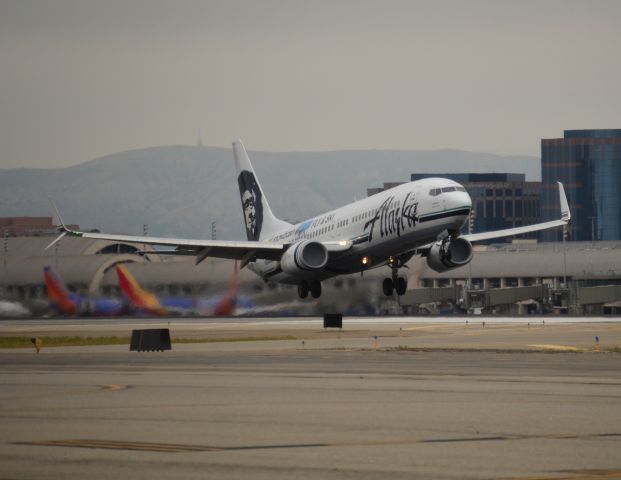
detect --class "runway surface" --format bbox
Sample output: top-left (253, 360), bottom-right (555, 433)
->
top-left (1, 318), bottom-right (621, 479)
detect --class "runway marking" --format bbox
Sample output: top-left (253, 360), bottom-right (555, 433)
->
top-left (529, 344), bottom-right (584, 352)
top-left (501, 469), bottom-right (621, 479)
top-left (101, 384), bottom-right (128, 392)
top-left (17, 432), bottom-right (621, 454)
top-left (18, 439), bottom-right (224, 453)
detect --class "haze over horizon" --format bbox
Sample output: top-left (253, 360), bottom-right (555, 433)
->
top-left (1, 0), bottom-right (620, 169)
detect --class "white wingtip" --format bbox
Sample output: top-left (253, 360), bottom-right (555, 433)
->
top-left (557, 182), bottom-right (571, 222)
top-left (48, 196), bottom-right (69, 231)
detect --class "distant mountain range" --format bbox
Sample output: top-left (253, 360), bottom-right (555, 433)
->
top-left (0, 145), bottom-right (539, 240)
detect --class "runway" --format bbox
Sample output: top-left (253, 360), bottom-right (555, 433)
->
top-left (1, 318), bottom-right (621, 479)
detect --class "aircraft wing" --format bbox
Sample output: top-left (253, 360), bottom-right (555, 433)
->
top-left (47, 197), bottom-right (355, 266)
top-left (60, 230), bottom-right (287, 262)
top-left (461, 182), bottom-right (571, 244)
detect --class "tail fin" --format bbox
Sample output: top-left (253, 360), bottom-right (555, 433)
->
top-left (233, 140), bottom-right (292, 241)
top-left (211, 260), bottom-right (239, 316)
top-left (115, 264), bottom-right (166, 315)
top-left (43, 266), bottom-right (78, 314)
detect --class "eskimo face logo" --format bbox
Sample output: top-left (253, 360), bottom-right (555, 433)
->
top-left (238, 170), bottom-right (263, 241)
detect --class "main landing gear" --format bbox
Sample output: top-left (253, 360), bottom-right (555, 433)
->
top-left (382, 265), bottom-right (408, 296)
top-left (298, 280), bottom-right (322, 299)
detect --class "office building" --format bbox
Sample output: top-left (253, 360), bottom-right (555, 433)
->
top-left (541, 129), bottom-right (621, 241)
top-left (0, 217), bottom-right (80, 237)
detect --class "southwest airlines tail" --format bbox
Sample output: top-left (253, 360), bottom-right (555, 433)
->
top-left (44, 266), bottom-right (78, 315)
top-left (211, 260), bottom-right (239, 316)
top-left (116, 264), bottom-right (167, 315)
top-left (233, 140), bottom-right (292, 241)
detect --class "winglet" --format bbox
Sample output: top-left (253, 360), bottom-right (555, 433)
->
top-left (558, 182), bottom-right (571, 223)
top-left (48, 197), bottom-right (71, 232)
top-left (45, 197), bottom-right (74, 250)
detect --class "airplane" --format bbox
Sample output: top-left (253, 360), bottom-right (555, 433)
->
top-left (115, 261), bottom-right (240, 316)
top-left (43, 265), bottom-right (125, 316)
top-left (48, 140), bottom-right (571, 300)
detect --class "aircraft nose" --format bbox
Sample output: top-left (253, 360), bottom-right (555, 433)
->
top-left (463, 191), bottom-right (473, 210)
top-left (448, 189), bottom-right (472, 212)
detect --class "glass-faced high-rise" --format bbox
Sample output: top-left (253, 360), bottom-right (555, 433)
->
top-left (541, 129), bottom-right (621, 241)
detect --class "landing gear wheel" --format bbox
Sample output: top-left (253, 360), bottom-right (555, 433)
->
top-left (382, 278), bottom-right (394, 296)
top-left (396, 277), bottom-right (407, 296)
top-left (310, 280), bottom-right (322, 298)
top-left (298, 280), bottom-right (309, 299)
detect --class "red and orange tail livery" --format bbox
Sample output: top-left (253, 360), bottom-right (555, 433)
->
top-left (116, 264), bottom-right (167, 315)
top-left (44, 266), bottom-right (78, 315)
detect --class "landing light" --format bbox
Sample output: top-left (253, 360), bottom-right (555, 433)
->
top-left (361, 256), bottom-right (369, 265)
top-left (338, 240), bottom-right (348, 246)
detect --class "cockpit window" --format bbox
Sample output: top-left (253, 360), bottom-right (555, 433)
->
top-left (430, 185), bottom-right (466, 196)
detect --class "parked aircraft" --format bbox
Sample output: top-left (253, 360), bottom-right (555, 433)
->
top-left (49, 141), bottom-right (570, 299)
top-left (43, 266), bottom-right (125, 316)
top-left (115, 262), bottom-right (240, 316)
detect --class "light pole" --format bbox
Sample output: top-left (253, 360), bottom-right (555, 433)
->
top-left (589, 216), bottom-right (596, 242)
top-left (467, 209), bottom-right (475, 289)
top-left (562, 225), bottom-right (568, 287)
top-left (3, 228), bottom-right (8, 270)
top-left (143, 224), bottom-right (148, 264)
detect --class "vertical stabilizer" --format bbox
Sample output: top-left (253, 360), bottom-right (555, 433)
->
top-left (43, 266), bottom-right (78, 315)
top-left (212, 261), bottom-right (239, 316)
top-left (116, 264), bottom-right (166, 315)
top-left (233, 140), bottom-right (292, 241)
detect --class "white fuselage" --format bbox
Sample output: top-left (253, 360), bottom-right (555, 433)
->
top-left (251, 178), bottom-right (472, 283)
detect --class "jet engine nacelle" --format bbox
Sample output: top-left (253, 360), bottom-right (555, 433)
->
top-left (426, 237), bottom-right (473, 273)
top-left (280, 240), bottom-right (328, 275)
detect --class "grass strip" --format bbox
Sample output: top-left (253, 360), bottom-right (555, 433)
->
top-left (0, 335), bottom-right (298, 349)
top-left (172, 336), bottom-right (297, 344)
top-left (0, 336), bottom-right (130, 349)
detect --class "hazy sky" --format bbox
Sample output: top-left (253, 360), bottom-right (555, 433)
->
top-left (1, 0), bottom-right (620, 169)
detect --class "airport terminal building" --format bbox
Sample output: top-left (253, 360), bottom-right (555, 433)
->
top-left (2, 231), bottom-right (621, 316)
